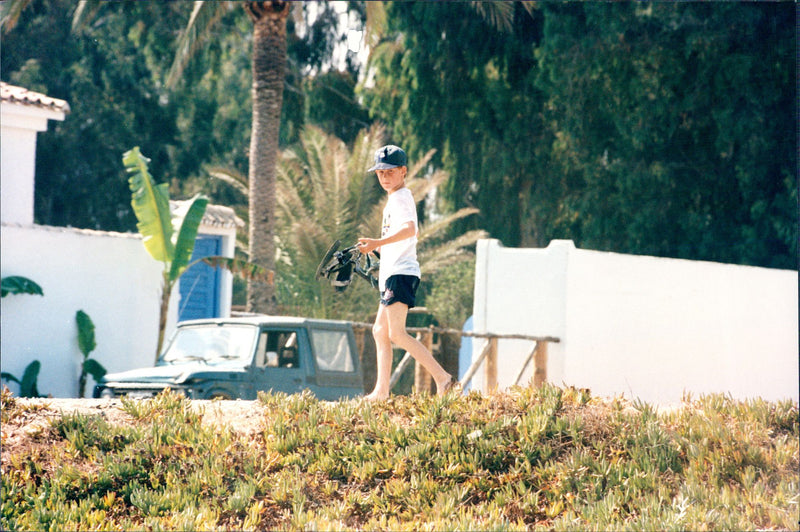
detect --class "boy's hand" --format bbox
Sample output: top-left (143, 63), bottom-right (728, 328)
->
top-left (357, 238), bottom-right (379, 255)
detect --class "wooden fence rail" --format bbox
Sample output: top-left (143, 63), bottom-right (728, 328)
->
top-left (351, 322), bottom-right (560, 393)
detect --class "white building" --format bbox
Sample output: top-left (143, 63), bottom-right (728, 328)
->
top-left (1, 82), bottom-right (241, 397)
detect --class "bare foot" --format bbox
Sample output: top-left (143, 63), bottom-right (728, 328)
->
top-left (363, 391), bottom-right (390, 402)
top-left (436, 375), bottom-right (458, 396)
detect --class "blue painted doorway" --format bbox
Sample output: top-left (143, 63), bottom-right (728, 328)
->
top-left (179, 235), bottom-right (222, 321)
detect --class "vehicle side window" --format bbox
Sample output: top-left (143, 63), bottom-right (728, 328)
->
top-left (310, 329), bottom-right (354, 372)
top-left (255, 332), bottom-right (268, 368)
top-left (264, 330), bottom-right (300, 368)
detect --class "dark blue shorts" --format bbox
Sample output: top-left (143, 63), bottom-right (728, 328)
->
top-left (380, 275), bottom-right (419, 308)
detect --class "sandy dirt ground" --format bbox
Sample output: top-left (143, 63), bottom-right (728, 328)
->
top-left (1, 397), bottom-right (267, 465)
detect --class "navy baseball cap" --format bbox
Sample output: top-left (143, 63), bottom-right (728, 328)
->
top-left (368, 145), bottom-right (407, 171)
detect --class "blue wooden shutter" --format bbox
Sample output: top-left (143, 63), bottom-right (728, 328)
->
top-left (178, 235), bottom-right (222, 321)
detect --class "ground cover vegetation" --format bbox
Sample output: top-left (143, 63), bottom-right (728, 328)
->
top-left (2, 385), bottom-right (797, 531)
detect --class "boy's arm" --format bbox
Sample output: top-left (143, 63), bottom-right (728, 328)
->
top-left (357, 221), bottom-right (416, 255)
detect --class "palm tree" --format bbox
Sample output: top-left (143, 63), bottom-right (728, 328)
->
top-left (242, 2), bottom-right (290, 315)
top-left (3, 0), bottom-right (291, 315)
top-left (3, 0), bottom-right (510, 318)
top-left (274, 124), bottom-right (384, 319)
top-left (274, 124), bottom-right (488, 321)
top-left (165, 1), bottom-right (291, 315)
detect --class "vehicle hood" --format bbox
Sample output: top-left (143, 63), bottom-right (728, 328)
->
top-left (100, 364), bottom-right (245, 385)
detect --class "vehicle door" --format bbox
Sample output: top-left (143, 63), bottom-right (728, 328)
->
top-left (249, 327), bottom-right (308, 396)
top-left (306, 325), bottom-right (364, 400)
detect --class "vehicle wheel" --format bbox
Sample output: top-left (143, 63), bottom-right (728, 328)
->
top-left (207, 391), bottom-right (233, 400)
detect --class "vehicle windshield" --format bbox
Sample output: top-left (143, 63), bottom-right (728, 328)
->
top-left (158, 325), bottom-right (258, 366)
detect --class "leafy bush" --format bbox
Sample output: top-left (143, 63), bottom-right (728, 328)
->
top-left (1, 386), bottom-right (797, 531)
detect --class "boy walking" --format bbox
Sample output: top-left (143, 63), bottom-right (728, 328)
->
top-left (358, 145), bottom-right (456, 400)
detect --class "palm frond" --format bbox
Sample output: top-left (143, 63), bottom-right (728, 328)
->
top-left (406, 167), bottom-right (447, 204)
top-left (201, 256), bottom-right (273, 284)
top-left (208, 166), bottom-right (249, 196)
top-left (520, 2), bottom-right (540, 20)
top-left (363, 0), bottom-right (387, 48)
top-left (418, 207), bottom-right (480, 246)
top-left (166, 1), bottom-right (229, 89)
top-left (406, 149), bottom-right (437, 181)
top-left (419, 229), bottom-right (488, 275)
top-left (1, 0), bottom-right (32, 33)
top-left (470, 1), bottom-right (514, 33)
top-left (71, 0), bottom-right (103, 33)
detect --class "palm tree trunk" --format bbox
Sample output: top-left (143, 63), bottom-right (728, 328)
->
top-left (245, 1), bottom-right (289, 314)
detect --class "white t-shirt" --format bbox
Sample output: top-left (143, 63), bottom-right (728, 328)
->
top-left (379, 187), bottom-right (421, 291)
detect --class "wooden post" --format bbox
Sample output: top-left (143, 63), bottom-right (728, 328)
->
top-left (459, 339), bottom-right (492, 389)
top-left (533, 341), bottom-right (548, 388)
top-left (484, 336), bottom-right (498, 393)
top-left (513, 342), bottom-right (539, 387)
top-left (389, 352), bottom-right (413, 390)
top-left (413, 331), bottom-right (434, 394)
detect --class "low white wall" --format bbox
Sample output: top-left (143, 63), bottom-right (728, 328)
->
top-left (1, 224), bottom-right (170, 398)
top-left (472, 239), bottom-right (799, 404)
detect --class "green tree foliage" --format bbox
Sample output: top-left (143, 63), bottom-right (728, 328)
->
top-left (535, 2), bottom-right (796, 268)
top-left (365, 1), bottom-right (796, 269)
top-left (364, 1), bottom-right (544, 248)
top-left (4, 0), bottom-right (792, 282)
top-left (2, 0), bottom-right (185, 231)
top-left (0, 0), bottom-right (367, 233)
top-left (305, 70), bottom-right (371, 145)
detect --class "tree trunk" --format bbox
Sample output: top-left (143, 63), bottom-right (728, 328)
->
top-left (156, 276), bottom-right (171, 364)
top-left (245, 1), bottom-right (289, 314)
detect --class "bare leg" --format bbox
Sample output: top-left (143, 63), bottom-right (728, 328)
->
top-left (383, 302), bottom-right (453, 395)
top-left (365, 303), bottom-right (393, 401)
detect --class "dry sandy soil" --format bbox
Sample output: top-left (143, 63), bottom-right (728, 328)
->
top-left (7, 397), bottom-right (265, 431)
top-left (1, 397), bottom-right (267, 463)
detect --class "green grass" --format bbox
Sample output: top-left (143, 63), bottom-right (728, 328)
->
top-left (1, 385), bottom-right (797, 531)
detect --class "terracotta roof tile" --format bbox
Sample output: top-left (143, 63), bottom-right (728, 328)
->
top-left (1, 82), bottom-right (70, 113)
top-left (170, 200), bottom-right (244, 229)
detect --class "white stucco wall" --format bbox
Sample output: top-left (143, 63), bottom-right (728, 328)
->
top-left (1, 223), bottom-right (238, 398)
top-left (1, 102), bottom-right (65, 225)
top-left (1, 85), bottom-right (240, 398)
top-left (472, 239), bottom-right (799, 404)
top-left (1, 224), bottom-right (167, 398)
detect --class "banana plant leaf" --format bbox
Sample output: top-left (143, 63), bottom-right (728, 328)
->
top-left (1, 360), bottom-right (42, 398)
top-left (123, 147), bottom-right (174, 263)
top-left (170, 194), bottom-right (209, 281)
top-left (76, 310), bottom-right (97, 356)
top-left (1, 276), bottom-right (43, 298)
top-left (83, 358), bottom-right (107, 382)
